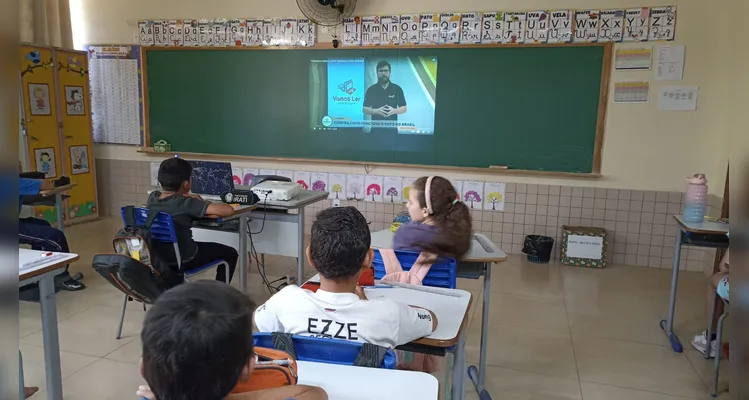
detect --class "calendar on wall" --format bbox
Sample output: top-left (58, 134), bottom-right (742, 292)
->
top-left (85, 45), bottom-right (144, 145)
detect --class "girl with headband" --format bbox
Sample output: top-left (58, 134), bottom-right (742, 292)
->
top-left (394, 176), bottom-right (472, 259)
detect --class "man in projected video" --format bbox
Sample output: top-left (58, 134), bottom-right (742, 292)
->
top-left (362, 60), bottom-right (407, 133)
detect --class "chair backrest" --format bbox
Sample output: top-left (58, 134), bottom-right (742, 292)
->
top-left (372, 249), bottom-right (457, 289)
top-left (120, 206), bottom-right (177, 244)
top-left (252, 333), bottom-right (397, 369)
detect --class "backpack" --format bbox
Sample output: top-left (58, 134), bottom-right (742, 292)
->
top-left (92, 207), bottom-right (183, 303)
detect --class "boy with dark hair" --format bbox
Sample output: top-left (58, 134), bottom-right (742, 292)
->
top-left (139, 281), bottom-right (327, 400)
top-left (147, 158), bottom-right (238, 282)
top-left (254, 206), bottom-right (437, 349)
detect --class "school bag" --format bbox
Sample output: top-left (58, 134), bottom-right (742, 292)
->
top-left (231, 346), bottom-right (299, 394)
top-left (92, 206), bottom-right (183, 303)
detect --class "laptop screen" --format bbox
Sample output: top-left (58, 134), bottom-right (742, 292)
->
top-left (188, 160), bottom-right (234, 195)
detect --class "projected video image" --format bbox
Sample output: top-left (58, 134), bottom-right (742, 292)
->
top-left (310, 56), bottom-right (438, 134)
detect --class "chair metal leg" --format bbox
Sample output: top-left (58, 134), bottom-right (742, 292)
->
top-left (223, 262), bottom-right (230, 284)
top-left (711, 311), bottom-right (729, 398)
top-left (19, 351), bottom-right (25, 400)
top-left (705, 291), bottom-right (719, 359)
top-left (116, 294), bottom-right (128, 340)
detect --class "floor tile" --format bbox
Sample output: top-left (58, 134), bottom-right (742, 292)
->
top-left (580, 382), bottom-right (702, 400)
top-left (481, 365), bottom-right (582, 399)
top-left (684, 349), bottom-right (729, 397)
top-left (574, 335), bottom-right (708, 398)
top-left (467, 324), bottom-right (578, 380)
top-left (22, 305), bottom-right (143, 357)
top-left (20, 343), bottom-right (99, 391)
top-left (61, 358), bottom-right (146, 400)
top-left (486, 293), bottom-right (569, 334)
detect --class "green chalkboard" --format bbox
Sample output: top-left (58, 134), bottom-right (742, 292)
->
top-left (144, 44), bottom-right (609, 173)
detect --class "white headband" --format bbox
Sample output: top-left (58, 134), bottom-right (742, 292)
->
top-left (425, 176), bottom-right (434, 214)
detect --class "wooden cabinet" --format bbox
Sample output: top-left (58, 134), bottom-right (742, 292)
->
top-left (20, 44), bottom-right (99, 225)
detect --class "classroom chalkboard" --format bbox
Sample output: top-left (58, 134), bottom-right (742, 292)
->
top-left (144, 44), bottom-right (609, 173)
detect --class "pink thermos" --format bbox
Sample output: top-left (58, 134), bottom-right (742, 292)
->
top-left (682, 174), bottom-right (708, 223)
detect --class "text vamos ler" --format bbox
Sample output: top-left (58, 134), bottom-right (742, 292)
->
top-left (333, 95), bottom-right (362, 102)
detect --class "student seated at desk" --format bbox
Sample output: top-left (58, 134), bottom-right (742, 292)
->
top-left (138, 281), bottom-right (327, 400)
top-left (394, 176), bottom-right (472, 259)
top-left (254, 206), bottom-right (437, 348)
top-left (692, 250), bottom-right (730, 357)
top-left (147, 158), bottom-right (238, 282)
top-left (18, 170), bottom-right (84, 291)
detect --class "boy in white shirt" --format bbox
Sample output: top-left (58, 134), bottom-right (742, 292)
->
top-left (254, 206), bottom-right (437, 349)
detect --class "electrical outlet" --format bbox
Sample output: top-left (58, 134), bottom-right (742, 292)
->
top-left (333, 198), bottom-right (340, 207)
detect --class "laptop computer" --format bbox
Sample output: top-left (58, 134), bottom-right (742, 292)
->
top-left (188, 160), bottom-right (234, 198)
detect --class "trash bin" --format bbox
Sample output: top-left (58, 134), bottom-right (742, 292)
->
top-left (522, 235), bottom-right (555, 263)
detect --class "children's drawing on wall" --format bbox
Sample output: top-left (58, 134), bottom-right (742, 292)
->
top-left (65, 86), bottom-right (85, 115)
top-left (29, 83), bottom-right (51, 115)
top-left (34, 147), bottom-right (56, 178)
top-left (70, 145), bottom-right (90, 174)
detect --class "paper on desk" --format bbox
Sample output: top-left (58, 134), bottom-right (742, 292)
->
top-left (19, 252), bottom-right (68, 272)
top-left (655, 45), bottom-right (685, 81)
top-left (658, 86), bottom-right (698, 111)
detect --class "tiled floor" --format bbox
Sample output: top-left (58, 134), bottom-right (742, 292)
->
top-left (20, 218), bottom-right (728, 399)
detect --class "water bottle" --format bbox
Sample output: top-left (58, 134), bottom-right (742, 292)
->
top-left (682, 174), bottom-right (708, 223)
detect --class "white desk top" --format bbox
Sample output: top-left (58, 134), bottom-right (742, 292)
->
top-left (39, 183), bottom-right (76, 197)
top-left (148, 187), bottom-right (328, 211)
top-left (673, 215), bottom-right (730, 235)
top-left (19, 248), bottom-right (78, 280)
top-left (370, 229), bottom-right (507, 263)
top-left (366, 286), bottom-right (471, 343)
top-left (296, 360), bottom-right (438, 400)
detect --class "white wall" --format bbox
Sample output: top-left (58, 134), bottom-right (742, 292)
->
top-left (73, 0), bottom-right (731, 194)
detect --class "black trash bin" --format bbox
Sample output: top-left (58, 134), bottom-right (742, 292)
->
top-left (522, 235), bottom-right (555, 263)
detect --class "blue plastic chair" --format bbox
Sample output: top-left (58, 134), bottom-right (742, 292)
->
top-left (253, 332), bottom-right (397, 369)
top-left (372, 249), bottom-right (457, 289)
top-left (115, 206), bottom-right (230, 339)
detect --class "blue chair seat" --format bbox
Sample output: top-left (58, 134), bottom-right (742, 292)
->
top-left (372, 249), bottom-right (457, 289)
top-left (253, 332), bottom-right (397, 369)
top-left (183, 259), bottom-right (228, 277)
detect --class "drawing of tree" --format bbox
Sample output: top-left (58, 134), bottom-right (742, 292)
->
top-left (348, 183), bottom-right (362, 200)
top-left (366, 184), bottom-right (381, 201)
top-left (296, 180), bottom-right (309, 190)
top-left (403, 186), bottom-right (411, 203)
top-left (243, 173), bottom-right (254, 185)
top-left (311, 180), bottom-right (326, 192)
top-left (487, 192), bottom-right (503, 210)
top-left (386, 187), bottom-right (399, 203)
top-left (331, 184), bottom-right (343, 198)
top-left (464, 190), bottom-right (482, 209)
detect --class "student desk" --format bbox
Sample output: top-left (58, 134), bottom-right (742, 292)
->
top-left (370, 229), bottom-right (506, 396)
top-left (661, 216), bottom-right (729, 353)
top-left (201, 203), bottom-right (257, 292)
top-left (297, 360), bottom-right (439, 400)
top-left (22, 184), bottom-right (76, 232)
top-left (191, 190), bottom-right (328, 284)
top-left (19, 248), bottom-right (79, 400)
top-left (303, 275), bottom-right (472, 399)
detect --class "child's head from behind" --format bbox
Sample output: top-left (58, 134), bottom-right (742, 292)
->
top-left (408, 176), bottom-right (472, 258)
top-left (158, 157), bottom-right (192, 192)
top-left (141, 281), bottom-right (256, 400)
top-left (308, 206), bottom-right (372, 281)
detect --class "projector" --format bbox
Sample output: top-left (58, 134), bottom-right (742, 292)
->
top-left (251, 181), bottom-right (302, 201)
